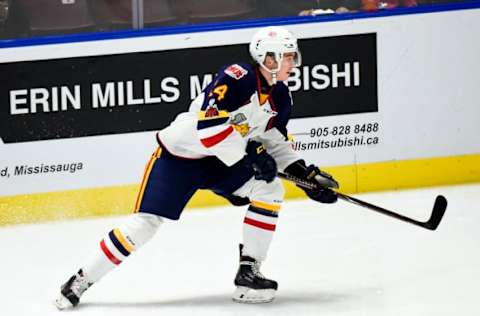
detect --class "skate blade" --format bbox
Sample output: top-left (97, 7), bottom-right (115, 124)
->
top-left (232, 286), bottom-right (276, 304)
top-left (53, 294), bottom-right (73, 310)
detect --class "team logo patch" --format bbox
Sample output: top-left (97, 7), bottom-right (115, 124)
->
top-left (230, 113), bottom-right (247, 125)
top-left (230, 113), bottom-right (250, 136)
top-left (233, 124), bottom-right (250, 137)
top-left (205, 104), bottom-right (219, 118)
top-left (225, 64), bottom-right (248, 80)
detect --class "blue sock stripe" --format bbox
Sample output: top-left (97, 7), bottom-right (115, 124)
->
top-left (248, 205), bottom-right (279, 218)
top-left (108, 230), bottom-right (131, 257)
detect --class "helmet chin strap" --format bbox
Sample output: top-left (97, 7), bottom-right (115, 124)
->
top-left (271, 71), bottom-right (278, 85)
top-left (259, 62), bottom-right (280, 85)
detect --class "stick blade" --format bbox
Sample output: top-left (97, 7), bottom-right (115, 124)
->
top-left (424, 195), bottom-right (447, 230)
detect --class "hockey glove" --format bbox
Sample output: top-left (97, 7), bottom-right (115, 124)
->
top-left (304, 187), bottom-right (338, 204)
top-left (245, 141), bottom-right (277, 183)
top-left (304, 164), bottom-right (339, 189)
top-left (284, 160), bottom-right (339, 203)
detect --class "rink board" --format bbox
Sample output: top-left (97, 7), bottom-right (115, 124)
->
top-left (1, 5), bottom-right (480, 225)
top-left (1, 153), bottom-right (479, 226)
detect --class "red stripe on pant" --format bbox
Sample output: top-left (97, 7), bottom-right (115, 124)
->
top-left (100, 239), bottom-right (122, 265)
top-left (244, 217), bottom-right (276, 231)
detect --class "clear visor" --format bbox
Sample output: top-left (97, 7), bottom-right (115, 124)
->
top-left (263, 50), bottom-right (302, 73)
top-left (291, 51), bottom-right (302, 67)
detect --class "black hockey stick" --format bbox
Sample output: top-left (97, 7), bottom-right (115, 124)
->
top-left (278, 172), bottom-right (447, 231)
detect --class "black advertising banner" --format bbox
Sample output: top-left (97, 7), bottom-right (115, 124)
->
top-left (0, 33), bottom-right (377, 143)
top-left (290, 33), bottom-right (377, 118)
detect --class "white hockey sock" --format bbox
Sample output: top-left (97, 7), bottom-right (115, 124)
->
top-left (82, 212), bottom-right (163, 283)
top-left (242, 201), bottom-right (280, 262)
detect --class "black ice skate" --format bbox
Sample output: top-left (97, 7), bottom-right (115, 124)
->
top-left (232, 245), bottom-right (278, 303)
top-left (54, 269), bottom-right (93, 310)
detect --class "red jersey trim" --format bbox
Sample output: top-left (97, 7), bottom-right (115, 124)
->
top-left (200, 126), bottom-right (234, 148)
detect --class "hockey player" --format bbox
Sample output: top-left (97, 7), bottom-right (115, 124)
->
top-left (54, 25), bottom-right (339, 309)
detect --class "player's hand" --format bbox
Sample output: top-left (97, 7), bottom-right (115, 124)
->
top-left (245, 141), bottom-right (277, 183)
top-left (304, 164), bottom-right (339, 189)
top-left (305, 187), bottom-right (338, 203)
top-left (303, 164), bottom-right (338, 203)
top-left (284, 160), bottom-right (339, 203)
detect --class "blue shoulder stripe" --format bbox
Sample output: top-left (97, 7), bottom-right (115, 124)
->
top-left (197, 117), bottom-right (229, 130)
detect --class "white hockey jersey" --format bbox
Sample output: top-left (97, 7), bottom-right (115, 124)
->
top-left (157, 62), bottom-right (300, 171)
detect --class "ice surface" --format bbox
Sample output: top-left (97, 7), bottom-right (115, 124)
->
top-left (1, 184), bottom-right (479, 316)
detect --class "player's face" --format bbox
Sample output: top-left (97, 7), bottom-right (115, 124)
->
top-left (264, 53), bottom-right (297, 82)
top-left (263, 53), bottom-right (298, 84)
top-left (276, 53), bottom-right (297, 81)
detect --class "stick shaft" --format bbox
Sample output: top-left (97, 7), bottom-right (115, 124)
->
top-left (278, 172), bottom-right (446, 230)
